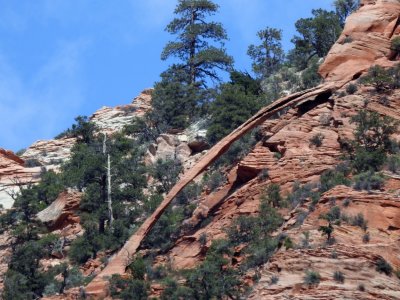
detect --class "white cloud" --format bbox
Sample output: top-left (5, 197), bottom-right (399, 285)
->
top-left (129, 0), bottom-right (176, 29)
top-left (0, 39), bottom-right (89, 150)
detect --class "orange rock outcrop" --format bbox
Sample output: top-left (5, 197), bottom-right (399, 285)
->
top-left (319, 0), bottom-right (400, 83)
top-left (86, 1), bottom-right (400, 297)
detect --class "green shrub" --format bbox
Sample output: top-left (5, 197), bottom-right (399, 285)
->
top-left (68, 236), bottom-right (94, 264)
top-left (270, 275), bottom-right (279, 285)
top-left (346, 83), bottom-right (358, 94)
top-left (199, 233), bottom-right (207, 247)
top-left (110, 275), bottom-right (149, 300)
top-left (360, 65), bottom-right (394, 93)
top-left (363, 232), bottom-right (370, 243)
top-left (353, 171), bottom-right (385, 192)
top-left (358, 283), bottom-right (366, 291)
top-left (258, 168), bottom-right (269, 180)
top-left (300, 59), bottom-right (322, 89)
top-left (205, 170), bottom-right (225, 192)
top-left (142, 206), bottom-right (186, 253)
top-left (24, 158), bottom-right (42, 168)
top-left (343, 36), bottom-right (353, 44)
top-left (284, 237), bottom-right (294, 249)
top-left (274, 152), bottom-right (282, 160)
top-left (390, 36), bottom-right (400, 55)
top-left (349, 109), bottom-right (398, 174)
top-left (352, 148), bottom-right (387, 174)
top-left (161, 278), bottom-right (195, 300)
top-left (350, 213), bottom-right (368, 231)
top-left (207, 76), bottom-right (262, 144)
top-left (319, 223), bottom-right (334, 242)
top-left (375, 258), bottom-right (393, 276)
top-left (378, 96), bottom-right (390, 106)
top-left (15, 148), bottom-right (26, 156)
top-left (324, 206), bottom-right (341, 222)
top-left (128, 257), bottom-right (146, 280)
top-left (214, 133), bottom-right (257, 167)
top-left (333, 270), bottom-right (345, 283)
top-left (152, 158), bottom-right (182, 193)
top-left (388, 155), bottom-right (400, 173)
top-left (262, 184), bottom-right (283, 207)
top-left (309, 133), bottom-right (324, 147)
top-left (319, 167), bottom-right (351, 193)
top-left (286, 182), bottom-right (317, 208)
top-left (185, 240), bottom-right (240, 299)
top-left (304, 270), bottom-right (321, 286)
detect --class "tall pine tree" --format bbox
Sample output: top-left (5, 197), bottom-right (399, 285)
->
top-left (247, 27), bottom-right (284, 78)
top-left (161, 0), bottom-right (233, 86)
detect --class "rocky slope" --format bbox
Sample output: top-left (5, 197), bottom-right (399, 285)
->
top-left (85, 0), bottom-right (400, 297)
top-left (20, 88), bottom-right (153, 168)
top-left (0, 149), bottom-right (41, 209)
top-left (2, 0), bottom-right (400, 298)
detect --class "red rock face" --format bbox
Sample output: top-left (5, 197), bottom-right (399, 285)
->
top-left (0, 89), bottom-right (154, 210)
top-left (319, 0), bottom-right (400, 83)
top-left (0, 148), bottom-right (41, 209)
top-left (37, 190), bottom-right (82, 230)
top-left (85, 1), bottom-right (400, 290)
top-left (248, 185), bottom-right (400, 299)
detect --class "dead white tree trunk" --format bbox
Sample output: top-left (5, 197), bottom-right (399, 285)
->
top-left (106, 153), bottom-right (113, 227)
top-left (103, 133), bottom-right (114, 227)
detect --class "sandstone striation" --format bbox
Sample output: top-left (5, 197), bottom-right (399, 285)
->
top-left (248, 185), bottom-right (400, 299)
top-left (90, 88), bottom-right (153, 134)
top-left (37, 190), bottom-right (82, 230)
top-left (145, 120), bottom-right (209, 171)
top-left (86, 0), bottom-right (400, 290)
top-left (0, 148), bottom-right (41, 209)
top-left (319, 0), bottom-right (400, 83)
top-left (0, 89), bottom-right (153, 209)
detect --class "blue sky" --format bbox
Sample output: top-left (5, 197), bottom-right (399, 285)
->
top-left (0, 0), bottom-right (332, 151)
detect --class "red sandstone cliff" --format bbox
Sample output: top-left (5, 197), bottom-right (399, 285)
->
top-left (84, 0), bottom-right (400, 297)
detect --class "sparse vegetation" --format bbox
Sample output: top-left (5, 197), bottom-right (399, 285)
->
top-left (333, 270), bottom-right (345, 283)
top-left (350, 110), bottom-right (398, 173)
top-left (353, 171), bottom-right (385, 192)
top-left (310, 133), bottom-right (325, 147)
top-left (258, 168), bottom-right (269, 180)
top-left (388, 155), bottom-right (400, 173)
top-left (363, 232), bottom-right (370, 243)
top-left (360, 65), bottom-right (400, 93)
top-left (323, 206), bottom-right (341, 223)
top-left (304, 270), bottom-right (321, 286)
top-left (357, 283), bottom-right (366, 292)
top-left (319, 222), bottom-right (334, 242)
top-left (319, 166), bottom-right (351, 193)
top-left (350, 213), bottom-right (368, 231)
top-left (375, 258), bottom-right (393, 276)
top-left (346, 83), bottom-right (358, 94)
top-left (390, 36), bottom-right (400, 57)
top-left (270, 275), bottom-right (279, 285)
top-left (262, 184), bottom-right (283, 208)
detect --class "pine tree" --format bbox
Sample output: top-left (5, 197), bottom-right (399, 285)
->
top-left (247, 27), bottom-right (284, 78)
top-left (207, 71), bottom-right (262, 144)
top-left (290, 9), bottom-right (342, 69)
top-left (334, 0), bottom-right (359, 27)
top-left (161, 0), bottom-right (233, 86)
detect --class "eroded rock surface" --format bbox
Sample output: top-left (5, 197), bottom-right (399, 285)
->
top-left (0, 148), bottom-right (41, 209)
top-left (319, 0), bottom-right (400, 82)
top-left (1, 89), bottom-right (153, 209)
top-left (37, 190), bottom-right (82, 230)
